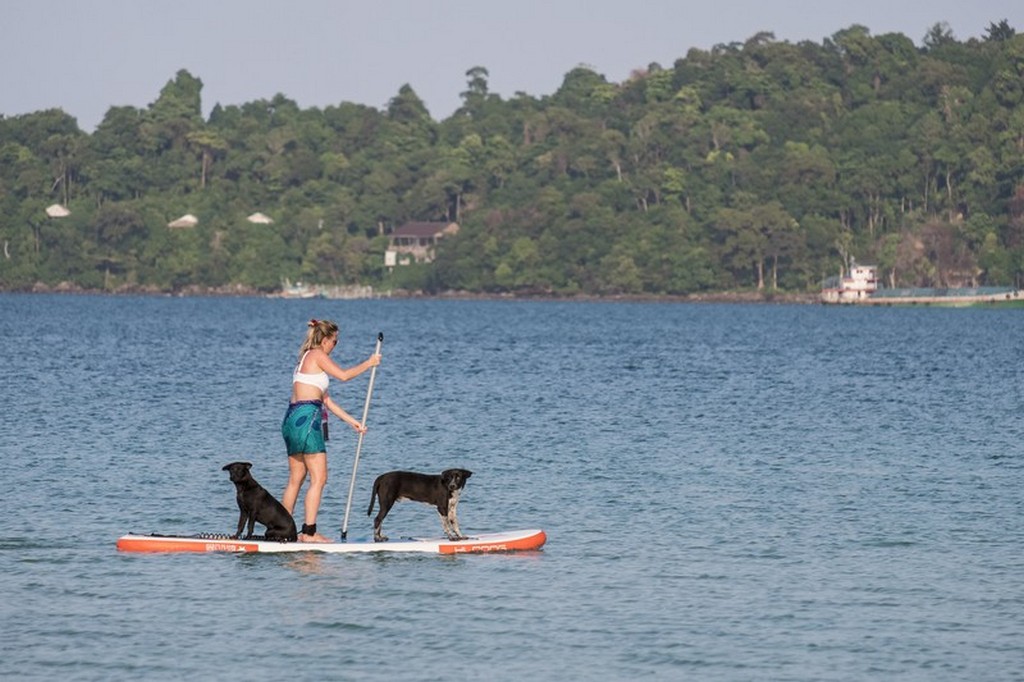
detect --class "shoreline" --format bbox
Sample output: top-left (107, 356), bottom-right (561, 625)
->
top-left (3, 281), bottom-right (820, 304)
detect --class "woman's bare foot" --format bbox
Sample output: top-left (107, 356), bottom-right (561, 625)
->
top-left (299, 532), bottom-right (332, 543)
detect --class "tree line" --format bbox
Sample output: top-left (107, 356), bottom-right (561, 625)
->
top-left (1, 20), bottom-right (1022, 295)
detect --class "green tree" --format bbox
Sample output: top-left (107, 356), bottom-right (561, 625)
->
top-left (186, 129), bottom-right (228, 189)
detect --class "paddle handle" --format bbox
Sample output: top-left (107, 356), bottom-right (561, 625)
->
top-left (341, 332), bottom-right (383, 540)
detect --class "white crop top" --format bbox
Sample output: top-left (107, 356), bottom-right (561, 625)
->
top-left (293, 351), bottom-right (329, 391)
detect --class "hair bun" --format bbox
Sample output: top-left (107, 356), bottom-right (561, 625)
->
top-left (308, 318), bottom-right (318, 327)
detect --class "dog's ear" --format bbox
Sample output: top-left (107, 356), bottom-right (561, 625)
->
top-left (463, 470), bottom-right (473, 479)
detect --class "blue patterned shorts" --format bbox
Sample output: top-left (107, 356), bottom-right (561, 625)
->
top-left (281, 400), bottom-right (325, 456)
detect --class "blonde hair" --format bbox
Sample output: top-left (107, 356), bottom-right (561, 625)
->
top-left (299, 318), bottom-right (339, 357)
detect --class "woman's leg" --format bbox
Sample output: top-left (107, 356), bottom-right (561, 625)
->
top-left (300, 452), bottom-right (330, 542)
top-left (282, 454), bottom-right (308, 515)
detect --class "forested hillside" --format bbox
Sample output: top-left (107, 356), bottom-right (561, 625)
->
top-left (1, 20), bottom-right (1022, 295)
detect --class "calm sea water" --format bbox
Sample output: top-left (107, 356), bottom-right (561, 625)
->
top-left (1, 294), bottom-right (1021, 681)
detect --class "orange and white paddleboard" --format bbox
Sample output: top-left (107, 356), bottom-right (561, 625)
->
top-left (116, 529), bottom-right (546, 554)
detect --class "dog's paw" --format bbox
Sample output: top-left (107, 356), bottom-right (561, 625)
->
top-left (374, 535), bottom-right (389, 543)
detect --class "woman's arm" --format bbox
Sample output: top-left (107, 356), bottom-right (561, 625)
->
top-left (324, 393), bottom-right (366, 433)
top-left (316, 350), bottom-right (381, 382)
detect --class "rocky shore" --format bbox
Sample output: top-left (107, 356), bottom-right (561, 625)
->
top-left (11, 280), bottom-right (819, 304)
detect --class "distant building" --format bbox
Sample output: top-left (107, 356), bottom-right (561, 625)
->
top-left (167, 214), bottom-right (199, 229)
top-left (247, 212), bottom-right (273, 224)
top-left (821, 263), bottom-right (878, 303)
top-left (45, 204), bottom-right (70, 218)
top-left (385, 221), bottom-right (459, 266)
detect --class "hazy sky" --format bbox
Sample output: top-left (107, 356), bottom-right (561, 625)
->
top-left (2, 1), bottom-right (1021, 132)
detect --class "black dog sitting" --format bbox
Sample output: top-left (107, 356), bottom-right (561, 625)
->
top-left (222, 461), bottom-right (297, 542)
top-left (368, 468), bottom-right (473, 542)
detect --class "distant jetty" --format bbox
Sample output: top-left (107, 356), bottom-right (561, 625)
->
top-left (821, 264), bottom-right (1022, 307)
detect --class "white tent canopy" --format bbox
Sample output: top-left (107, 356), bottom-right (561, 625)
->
top-left (167, 214), bottom-right (199, 228)
top-left (45, 204), bottom-right (70, 218)
top-left (247, 212), bottom-right (273, 224)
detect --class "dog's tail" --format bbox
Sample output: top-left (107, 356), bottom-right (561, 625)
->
top-left (367, 480), bottom-right (378, 516)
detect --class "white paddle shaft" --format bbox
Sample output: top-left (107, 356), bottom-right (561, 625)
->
top-left (341, 332), bottom-right (383, 539)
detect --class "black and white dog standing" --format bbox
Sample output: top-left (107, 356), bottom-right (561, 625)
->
top-left (367, 468), bottom-right (473, 542)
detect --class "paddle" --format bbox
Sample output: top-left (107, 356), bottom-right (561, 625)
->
top-left (341, 331), bottom-right (383, 540)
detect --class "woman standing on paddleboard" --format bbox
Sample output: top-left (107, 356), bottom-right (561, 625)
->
top-left (281, 319), bottom-right (381, 542)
